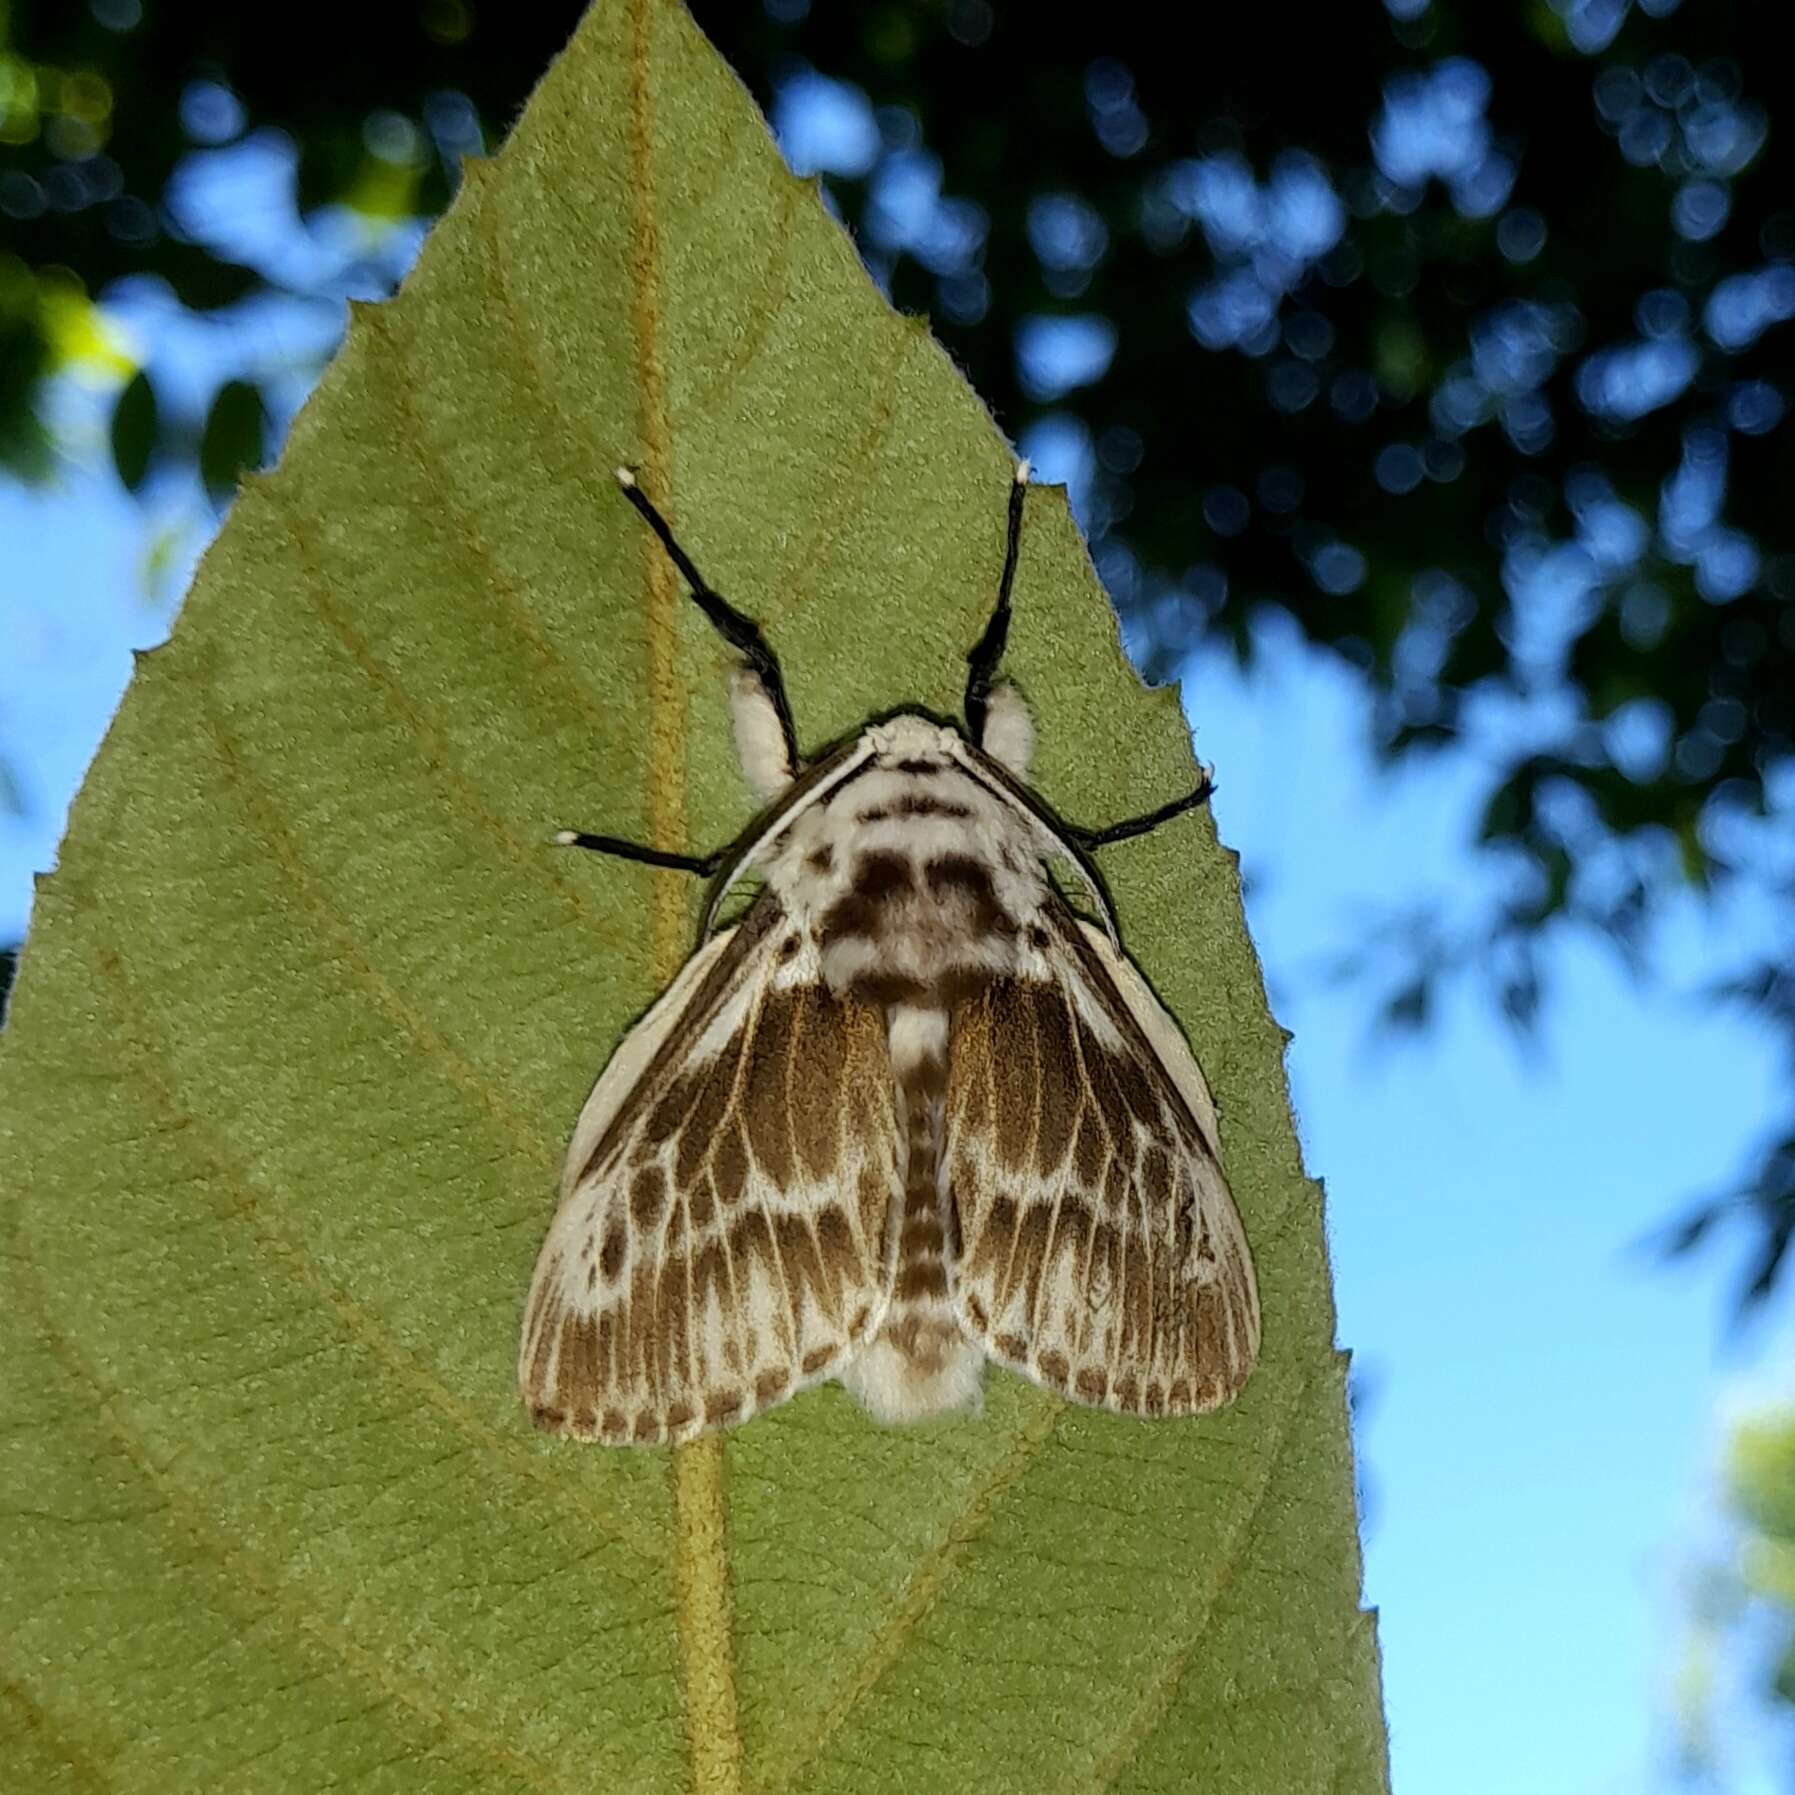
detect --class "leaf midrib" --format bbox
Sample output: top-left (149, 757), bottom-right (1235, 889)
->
top-left (618, 2), bottom-right (749, 1790)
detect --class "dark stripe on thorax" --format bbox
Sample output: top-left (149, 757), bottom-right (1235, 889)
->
top-left (857, 794), bottom-right (974, 823)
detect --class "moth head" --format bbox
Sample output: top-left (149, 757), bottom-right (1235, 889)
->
top-left (864, 712), bottom-right (960, 766)
top-left (861, 695), bottom-right (1035, 782)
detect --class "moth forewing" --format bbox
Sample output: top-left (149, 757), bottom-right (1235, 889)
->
top-left (552, 919), bottom-right (748, 1208)
top-left (1064, 916), bottom-right (1259, 1374)
top-left (520, 894), bottom-right (902, 1445)
top-left (1071, 918), bottom-right (1228, 1177)
top-left (941, 898), bottom-right (1259, 1418)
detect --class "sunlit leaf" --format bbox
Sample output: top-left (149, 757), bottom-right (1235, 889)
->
top-left (39, 275), bottom-right (135, 382)
top-left (0, 3), bottom-right (1386, 1788)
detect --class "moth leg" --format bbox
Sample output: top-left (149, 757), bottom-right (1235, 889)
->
top-left (613, 466), bottom-right (799, 773)
top-left (552, 831), bottom-right (726, 877)
top-left (963, 459), bottom-right (1030, 747)
top-left (1066, 770), bottom-right (1216, 849)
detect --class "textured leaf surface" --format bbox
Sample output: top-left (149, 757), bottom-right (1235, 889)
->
top-left (0, 2), bottom-right (1388, 1789)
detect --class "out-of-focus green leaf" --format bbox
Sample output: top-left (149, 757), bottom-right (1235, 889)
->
top-left (198, 376), bottom-right (266, 505)
top-left (0, 3), bottom-right (1385, 1788)
top-left (110, 368), bottom-right (159, 493)
top-left (0, 294), bottom-right (54, 481)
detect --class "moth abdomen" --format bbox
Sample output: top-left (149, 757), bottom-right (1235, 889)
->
top-left (836, 1002), bottom-right (984, 1423)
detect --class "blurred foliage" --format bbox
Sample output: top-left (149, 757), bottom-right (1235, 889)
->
top-left (2, 0), bottom-right (1793, 1296)
top-left (1733, 1410), bottom-right (1795, 1688)
top-left (1680, 1405), bottom-right (1795, 1782)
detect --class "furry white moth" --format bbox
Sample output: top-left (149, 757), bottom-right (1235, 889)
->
top-left (520, 463), bottom-right (1260, 1445)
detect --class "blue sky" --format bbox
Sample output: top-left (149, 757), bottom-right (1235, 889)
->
top-left (1184, 622), bottom-right (1781, 1794)
top-left (6, 39), bottom-right (1794, 1795)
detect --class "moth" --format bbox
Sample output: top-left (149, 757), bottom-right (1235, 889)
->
top-left (520, 462), bottom-right (1260, 1445)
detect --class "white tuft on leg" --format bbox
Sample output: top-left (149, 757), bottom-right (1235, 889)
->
top-left (730, 667), bottom-right (793, 799)
top-left (981, 680), bottom-right (1035, 780)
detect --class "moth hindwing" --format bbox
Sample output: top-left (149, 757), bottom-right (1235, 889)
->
top-left (521, 462), bottom-right (1259, 1445)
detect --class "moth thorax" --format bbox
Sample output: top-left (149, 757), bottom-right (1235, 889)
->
top-left (790, 775), bottom-right (1039, 1009)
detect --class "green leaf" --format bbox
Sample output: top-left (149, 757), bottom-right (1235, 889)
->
top-left (0, 2), bottom-right (1388, 1789)
top-left (110, 368), bottom-right (160, 494)
top-left (198, 376), bottom-right (267, 506)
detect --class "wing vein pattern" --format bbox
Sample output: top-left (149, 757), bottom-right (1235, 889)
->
top-left (944, 898), bottom-right (1259, 1418)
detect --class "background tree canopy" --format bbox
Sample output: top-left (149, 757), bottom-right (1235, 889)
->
top-left (3, 0), bottom-right (1792, 1292)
